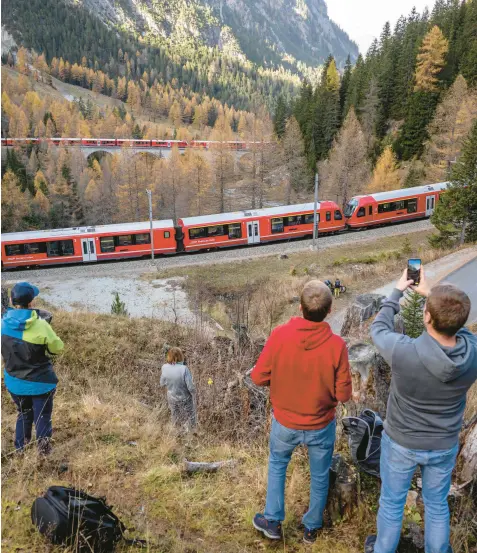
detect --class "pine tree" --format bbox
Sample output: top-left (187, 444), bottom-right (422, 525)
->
top-left (401, 290), bottom-right (425, 338)
top-left (111, 292), bottom-right (129, 316)
top-left (282, 117), bottom-right (309, 204)
top-left (430, 119), bottom-right (477, 247)
top-left (367, 146), bottom-right (402, 192)
top-left (339, 55), bottom-right (352, 121)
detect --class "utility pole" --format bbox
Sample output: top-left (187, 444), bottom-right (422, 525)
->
top-left (146, 189), bottom-right (154, 261)
top-left (312, 172), bottom-right (319, 250)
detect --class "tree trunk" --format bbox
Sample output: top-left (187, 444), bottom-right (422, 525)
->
top-left (183, 459), bottom-right (237, 474)
top-left (326, 455), bottom-right (358, 523)
top-left (459, 420), bottom-right (477, 481)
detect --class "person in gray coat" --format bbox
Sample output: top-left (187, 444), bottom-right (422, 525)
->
top-left (160, 347), bottom-right (197, 431)
top-left (365, 267), bottom-right (477, 553)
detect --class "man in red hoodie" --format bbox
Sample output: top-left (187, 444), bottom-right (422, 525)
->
top-left (251, 280), bottom-right (352, 544)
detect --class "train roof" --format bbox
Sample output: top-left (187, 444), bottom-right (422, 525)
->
top-left (179, 202), bottom-right (337, 226)
top-left (2, 219), bottom-right (175, 242)
top-left (365, 182), bottom-right (449, 202)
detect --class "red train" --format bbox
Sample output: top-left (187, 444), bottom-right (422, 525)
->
top-left (1, 182), bottom-right (448, 270)
top-left (1, 201), bottom-right (342, 269)
top-left (345, 182), bottom-right (448, 229)
top-left (0, 138), bottom-right (252, 150)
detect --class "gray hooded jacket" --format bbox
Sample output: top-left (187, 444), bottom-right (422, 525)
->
top-left (160, 362), bottom-right (195, 403)
top-left (371, 288), bottom-right (477, 450)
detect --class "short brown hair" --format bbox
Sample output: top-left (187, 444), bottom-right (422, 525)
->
top-left (426, 284), bottom-right (471, 337)
top-left (167, 347), bottom-right (184, 364)
top-left (301, 280), bottom-right (333, 322)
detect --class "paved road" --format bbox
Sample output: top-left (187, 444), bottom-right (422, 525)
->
top-left (444, 257), bottom-right (477, 323)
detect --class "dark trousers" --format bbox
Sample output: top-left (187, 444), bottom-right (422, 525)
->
top-left (10, 391), bottom-right (55, 451)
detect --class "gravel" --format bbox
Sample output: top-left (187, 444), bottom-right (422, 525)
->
top-left (4, 219), bottom-right (434, 283)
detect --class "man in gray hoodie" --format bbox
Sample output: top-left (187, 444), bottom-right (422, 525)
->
top-left (366, 267), bottom-right (477, 553)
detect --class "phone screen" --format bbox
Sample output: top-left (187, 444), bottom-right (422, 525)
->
top-left (407, 258), bottom-right (421, 285)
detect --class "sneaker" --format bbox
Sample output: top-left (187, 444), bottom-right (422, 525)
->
top-left (252, 513), bottom-right (282, 540)
top-left (365, 535), bottom-right (377, 553)
top-left (303, 527), bottom-right (320, 544)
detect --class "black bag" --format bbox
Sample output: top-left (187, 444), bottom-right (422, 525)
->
top-left (342, 408), bottom-right (384, 477)
top-left (31, 486), bottom-right (145, 552)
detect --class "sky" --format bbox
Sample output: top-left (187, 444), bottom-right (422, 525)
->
top-left (327, 0), bottom-right (432, 54)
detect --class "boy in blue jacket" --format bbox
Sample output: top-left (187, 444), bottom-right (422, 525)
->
top-left (2, 282), bottom-right (64, 453)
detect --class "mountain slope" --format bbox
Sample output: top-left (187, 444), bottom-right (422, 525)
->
top-left (74, 0), bottom-right (358, 69)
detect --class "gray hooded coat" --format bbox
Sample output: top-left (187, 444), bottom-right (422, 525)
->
top-left (371, 288), bottom-right (477, 450)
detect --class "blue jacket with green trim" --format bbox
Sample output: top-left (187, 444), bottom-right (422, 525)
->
top-left (1, 308), bottom-right (64, 395)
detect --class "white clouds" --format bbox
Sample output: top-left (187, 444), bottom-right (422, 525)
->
top-left (327, 0), bottom-right (432, 54)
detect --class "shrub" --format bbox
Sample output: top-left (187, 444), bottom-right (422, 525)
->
top-left (111, 292), bottom-right (129, 316)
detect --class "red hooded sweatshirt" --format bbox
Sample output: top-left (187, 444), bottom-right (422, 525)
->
top-left (251, 317), bottom-right (352, 430)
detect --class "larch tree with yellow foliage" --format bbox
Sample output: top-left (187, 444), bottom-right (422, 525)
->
top-left (367, 146), bottom-right (401, 193)
top-left (395, 26), bottom-right (449, 160)
top-left (1, 171), bottom-right (30, 232)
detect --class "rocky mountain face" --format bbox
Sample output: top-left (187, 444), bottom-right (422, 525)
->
top-left (73, 0), bottom-right (358, 69)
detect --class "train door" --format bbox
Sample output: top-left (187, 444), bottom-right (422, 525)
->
top-left (81, 238), bottom-right (98, 262)
top-left (425, 195), bottom-right (436, 217)
top-left (246, 221), bottom-right (260, 244)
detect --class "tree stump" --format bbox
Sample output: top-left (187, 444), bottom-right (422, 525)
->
top-left (340, 294), bottom-right (386, 337)
top-left (459, 421), bottom-right (477, 481)
top-left (346, 342), bottom-right (391, 418)
top-left (326, 454), bottom-right (358, 523)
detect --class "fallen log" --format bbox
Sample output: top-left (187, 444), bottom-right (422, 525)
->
top-left (183, 459), bottom-right (238, 474)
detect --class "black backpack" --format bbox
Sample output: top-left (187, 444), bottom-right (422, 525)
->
top-left (342, 409), bottom-right (384, 478)
top-left (31, 486), bottom-right (145, 552)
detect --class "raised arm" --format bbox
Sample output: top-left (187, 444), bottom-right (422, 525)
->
top-left (44, 322), bottom-right (64, 355)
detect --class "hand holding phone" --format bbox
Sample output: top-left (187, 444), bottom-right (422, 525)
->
top-left (407, 258), bottom-right (421, 285)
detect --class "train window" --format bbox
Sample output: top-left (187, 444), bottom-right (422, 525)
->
top-left (24, 242), bottom-right (47, 254)
top-left (47, 240), bottom-right (74, 257)
top-left (357, 207), bottom-right (365, 217)
top-left (304, 213), bottom-right (320, 224)
top-left (5, 244), bottom-right (23, 256)
top-left (395, 200), bottom-right (405, 210)
top-left (271, 218), bottom-right (284, 233)
top-left (189, 227), bottom-right (207, 239)
top-left (368, 206), bottom-right (373, 216)
top-left (326, 212), bottom-right (331, 222)
top-left (164, 231), bottom-right (171, 239)
top-left (378, 202), bottom-right (394, 213)
top-left (100, 237), bottom-right (115, 253)
top-left (228, 223), bottom-right (242, 239)
top-left (82, 242), bottom-right (88, 255)
top-left (407, 198), bottom-right (418, 213)
top-left (335, 210), bottom-right (343, 220)
top-left (287, 216), bottom-right (298, 226)
top-left (207, 225), bottom-right (225, 237)
top-left (117, 235), bottom-right (133, 246)
top-left (135, 233), bottom-right (151, 245)
top-left (344, 199), bottom-right (358, 217)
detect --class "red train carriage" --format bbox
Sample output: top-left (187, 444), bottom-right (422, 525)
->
top-left (1, 220), bottom-right (176, 269)
top-left (1, 138), bottom-right (40, 146)
top-left (178, 202), bottom-right (345, 252)
top-left (345, 182), bottom-right (449, 229)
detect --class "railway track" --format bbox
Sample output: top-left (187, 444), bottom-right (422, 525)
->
top-left (6, 219), bottom-right (434, 282)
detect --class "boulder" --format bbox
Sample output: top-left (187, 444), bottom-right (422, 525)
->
top-left (278, 254), bottom-right (289, 260)
top-left (459, 421), bottom-right (477, 481)
top-left (340, 293), bottom-right (386, 336)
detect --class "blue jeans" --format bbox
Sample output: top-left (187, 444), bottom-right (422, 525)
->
top-left (264, 417), bottom-right (336, 529)
top-left (375, 432), bottom-right (458, 553)
top-left (10, 391), bottom-right (55, 451)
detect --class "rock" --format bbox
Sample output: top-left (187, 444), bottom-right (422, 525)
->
top-left (1, 285), bottom-right (9, 316)
top-left (340, 293), bottom-right (386, 336)
top-left (279, 254), bottom-right (288, 259)
top-left (290, 296), bottom-right (300, 304)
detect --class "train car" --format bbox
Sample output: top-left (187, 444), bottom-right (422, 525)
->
top-left (48, 138), bottom-right (82, 146)
top-left (1, 220), bottom-right (176, 270)
top-left (178, 202), bottom-right (345, 252)
top-left (2, 137), bottom-right (40, 146)
top-left (345, 182), bottom-right (449, 229)
top-left (190, 140), bottom-right (209, 149)
top-left (81, 138), bottom-right (117, 147)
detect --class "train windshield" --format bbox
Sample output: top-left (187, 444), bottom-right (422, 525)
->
top-left (344, 199), bottom-right (358, 217)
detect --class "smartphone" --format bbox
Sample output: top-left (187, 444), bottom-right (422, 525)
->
top-left (407, 258), bottom-right (421, 285)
